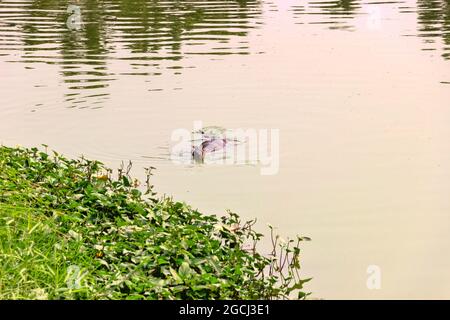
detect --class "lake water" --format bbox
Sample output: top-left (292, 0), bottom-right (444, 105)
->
top-left (1, 0), bottom-right (449, 299)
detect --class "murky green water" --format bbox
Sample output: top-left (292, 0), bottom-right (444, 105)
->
top-left (1, 0), bottom-right (449, 299)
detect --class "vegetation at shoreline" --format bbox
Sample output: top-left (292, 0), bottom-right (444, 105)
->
top-left (0, 146), bottom-right (311, 300)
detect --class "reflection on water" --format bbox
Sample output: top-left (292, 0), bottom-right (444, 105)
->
top-left (0, 0), bottom-right (262, 108)
top-left (291, 0), bottom-right (362, 30)
top-left (291, 0), bottom-right (450, 61)
top-left (0, 0), bottom-right (448, 108)
top-left (417, 0), bottom-right (450, 60)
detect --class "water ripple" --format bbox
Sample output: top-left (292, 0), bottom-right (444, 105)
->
top-left (0, 0), bottom-right (263, 108)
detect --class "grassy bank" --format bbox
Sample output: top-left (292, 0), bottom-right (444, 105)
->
top-left (0, 146), bottom-right (310, 299)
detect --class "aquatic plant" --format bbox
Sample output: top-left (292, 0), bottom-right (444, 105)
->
top-left (0, 145), bottom-right (311, 299)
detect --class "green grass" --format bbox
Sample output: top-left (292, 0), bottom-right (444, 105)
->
top-left (0, 145), bottom-right (311, 300)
